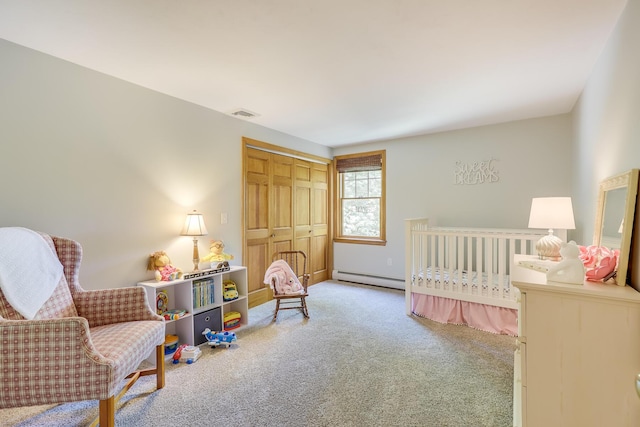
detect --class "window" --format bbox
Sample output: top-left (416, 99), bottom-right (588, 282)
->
top-left (334, 150), bottom-right (386, 245)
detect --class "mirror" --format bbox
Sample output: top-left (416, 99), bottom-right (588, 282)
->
top-left (593, 169), bottom-right (639, 286)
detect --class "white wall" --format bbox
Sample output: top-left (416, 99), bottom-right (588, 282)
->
top-left (572, 0), bottom-right (640, 286)
top-left (0, 39), bottom-right (330, 290)
top-left (332, 114), bottom-right (572, 281)
top-left (573, 0), bottom-right (640, 244)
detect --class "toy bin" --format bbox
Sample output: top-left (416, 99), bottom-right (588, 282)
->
top-left (164, 334), bottom-right (179, 355)
top-left (193, 307), bottom-right (222, 345)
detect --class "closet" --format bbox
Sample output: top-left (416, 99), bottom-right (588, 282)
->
top-left (243, 138), bottom-right (331, 307)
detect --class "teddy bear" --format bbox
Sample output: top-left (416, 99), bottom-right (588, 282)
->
top-left (147, 251), bottom-right (183, 281)
top-left (544, 241), bottom-right (586, 285)
top-left (200, 240), bottom-right (234, 264)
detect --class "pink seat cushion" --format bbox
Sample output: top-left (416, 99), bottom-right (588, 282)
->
top-left (90, 320), bottom-right (165, 385)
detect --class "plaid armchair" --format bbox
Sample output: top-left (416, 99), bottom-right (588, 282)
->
top-left (0, 233), bottom-right (165, 427)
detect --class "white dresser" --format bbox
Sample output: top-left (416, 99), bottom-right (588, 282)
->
top-left (512, 255), bottom-right (640, 427)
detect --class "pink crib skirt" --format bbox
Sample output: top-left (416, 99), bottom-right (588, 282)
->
top-left (411, 293), bottom-right (517, 336)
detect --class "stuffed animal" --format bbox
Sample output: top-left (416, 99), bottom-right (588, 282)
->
top-left (545, 241), bottom-right (586, 285)
top-left (263, 259), bottom-right (304, 295)
top-left (147, 251), bottom-right (183, 281)
top-left (200, 240), bottom-right (234, 264)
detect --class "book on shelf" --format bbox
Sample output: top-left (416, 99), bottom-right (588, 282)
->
top-left (192, 277), bottom-right (215, 309)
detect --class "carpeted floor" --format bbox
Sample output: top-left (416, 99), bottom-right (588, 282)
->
top-left (1, 280), bottom-right (516, 426)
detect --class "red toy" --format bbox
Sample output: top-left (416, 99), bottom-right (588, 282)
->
top-left (172, 344), bottom-right (188, 364)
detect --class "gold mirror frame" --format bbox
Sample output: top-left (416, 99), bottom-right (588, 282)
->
top-left (593, 169), bottom-right (639, 286)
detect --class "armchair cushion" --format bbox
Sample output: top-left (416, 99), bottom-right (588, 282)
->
top-left (89, 320), bottom-right (165, 394)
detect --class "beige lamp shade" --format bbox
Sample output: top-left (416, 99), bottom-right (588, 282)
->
top-left (528, 197), bottom-right (575, 260)
top-left (181, 210), bottom-right (208, 236)
top-left (528, 197), bottom-right (576, 230)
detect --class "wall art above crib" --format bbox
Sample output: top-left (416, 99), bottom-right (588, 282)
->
top-left (454, 158), bottom-right (499, 185)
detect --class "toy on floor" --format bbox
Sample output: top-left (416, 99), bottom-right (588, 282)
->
top-left (172, 344), bottom-right (188, 363)
top-left (172, 344), bottom-right (202, 364)
top-left (179, 346), bottom-right (202, 364)
top-left (202, 328), bottom-right (237, 348)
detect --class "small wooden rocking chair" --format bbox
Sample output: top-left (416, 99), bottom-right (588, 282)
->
top-left (270, 251), bottom-right (310, 321)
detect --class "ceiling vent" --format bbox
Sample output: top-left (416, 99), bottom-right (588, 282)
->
top-left (227, 108), bottom-right (260, 119)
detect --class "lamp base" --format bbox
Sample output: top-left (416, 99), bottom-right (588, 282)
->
top-left (192, 237), bottom-right (200, 271)
top-left (536, 231), bottom-right (563, 261)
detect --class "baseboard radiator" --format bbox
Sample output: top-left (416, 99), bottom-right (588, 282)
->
top-left (332, 270), bottom-right (405, 290)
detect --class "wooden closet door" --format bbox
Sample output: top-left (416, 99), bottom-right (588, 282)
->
top-left (294, 159), bottom-right (313, 261)
top-left (244, 147), bottom-right (294, 307)
top-left (271, 154), bottom-right (295, 256)
top-left (244, 140), bottom-right (331, 307)
top-left (294, 159), bottom-right (329, 284)
top-left (245, 148), bottom-right (271, 306)
top-left (310, 162), bottom-right (330, 283)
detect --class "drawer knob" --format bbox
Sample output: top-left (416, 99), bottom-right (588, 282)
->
top-left (636, 374), bottom-right (640, 399)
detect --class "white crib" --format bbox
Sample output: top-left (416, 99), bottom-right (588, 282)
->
top-left (405, 218), bottom-right (551, 335)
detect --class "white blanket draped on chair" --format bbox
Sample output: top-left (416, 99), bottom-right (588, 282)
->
top-left (0, 227), bottom-right (63, 319)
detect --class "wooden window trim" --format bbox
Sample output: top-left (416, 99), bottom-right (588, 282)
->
top-left (333, 150), bottom-right (386, 246)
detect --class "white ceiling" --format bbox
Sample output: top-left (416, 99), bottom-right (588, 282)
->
top-left (0, 0), bottom-right (628, 147)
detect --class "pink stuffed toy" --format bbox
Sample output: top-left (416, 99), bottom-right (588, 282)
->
top-left (147, 251), bottom-right (183, 281)
top-left (263, 259), bottom-right (304, 295)
top-left (579, 245), bottom-right (619, 282)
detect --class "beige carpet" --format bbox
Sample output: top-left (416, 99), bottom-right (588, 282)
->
top-left (1, 281), bottom-right (515, 426)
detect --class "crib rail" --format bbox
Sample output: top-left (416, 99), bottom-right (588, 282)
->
top-left (405, 218), bottom-right (548, 312)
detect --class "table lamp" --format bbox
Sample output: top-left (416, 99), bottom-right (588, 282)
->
top-left (528, 197), bottom-right (575, 260)
top-left (181, 210), bottom-right (208, 271)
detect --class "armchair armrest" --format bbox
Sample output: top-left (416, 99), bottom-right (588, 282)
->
top-left (0, 317), bottom-right (114, 407)
top-left (73, 286), bottom-right (163, 327)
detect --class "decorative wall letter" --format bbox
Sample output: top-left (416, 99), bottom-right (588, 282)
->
top-left (454, 158), bottom-right (499, 185)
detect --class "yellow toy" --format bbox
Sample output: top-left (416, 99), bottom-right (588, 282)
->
top-left (200, 240), bottom-right (234, 264)
top-left (147, 251), bottom-right (183, 281)
top-left (224, 311), bottom-right (242, 330)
